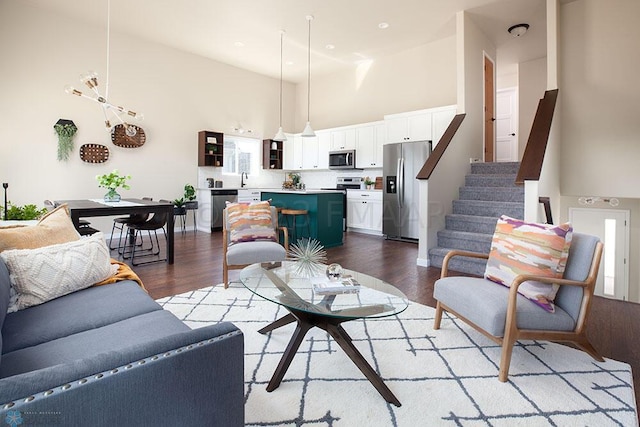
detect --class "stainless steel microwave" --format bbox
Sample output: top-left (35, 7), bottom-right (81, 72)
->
top-left (329, 150), bottom-right (356, 169)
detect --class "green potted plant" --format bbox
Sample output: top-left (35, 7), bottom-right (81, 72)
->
top-left (1, 203), bottom-right (48, 220)
top-left (364, 176), bottom-right (375, 190)
top-left (96, 169), bottom-right (131, 202)
top-left (183, 184), bottom-right (198, 210)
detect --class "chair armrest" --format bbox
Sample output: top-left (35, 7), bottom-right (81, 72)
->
top-left (0, 323), bottom-right (244, 426)
top-left (278, 226), bottom-right (289, 252)
top-left (441, 250), bottom-right (489, 278)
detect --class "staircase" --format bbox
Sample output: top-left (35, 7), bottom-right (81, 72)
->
top-left (428, 162), bottom-right (524, 276)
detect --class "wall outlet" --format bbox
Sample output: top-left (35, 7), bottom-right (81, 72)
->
top-left (469, 158), bottom-right (481, 163)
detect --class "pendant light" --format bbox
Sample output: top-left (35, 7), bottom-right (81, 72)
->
top-left (272, 30), bottom-right (286, 143)
top-left (301, 15), bottom-right (315, 137)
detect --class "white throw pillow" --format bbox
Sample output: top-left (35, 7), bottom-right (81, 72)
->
top-left (0, 232), bottom-right (117, 312)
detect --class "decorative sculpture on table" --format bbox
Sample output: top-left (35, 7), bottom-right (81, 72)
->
top-left (288, 238), bottom-right (327, 278)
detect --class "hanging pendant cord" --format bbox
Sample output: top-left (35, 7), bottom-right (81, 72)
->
top-left (105, 0), bottom-right (111, 99)
top-left (306, 17), bottom-right (311, 122)
top-left (279, 31), bottom-right (283, 127)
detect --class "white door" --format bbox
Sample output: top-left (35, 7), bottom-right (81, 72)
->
top-left (496, 88), bottom-right (518, 162)
top-left (569, 208), bottom-right (629, 301)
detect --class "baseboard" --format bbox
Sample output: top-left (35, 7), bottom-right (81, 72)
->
top-left (416, 257), bottom-right (430, 267)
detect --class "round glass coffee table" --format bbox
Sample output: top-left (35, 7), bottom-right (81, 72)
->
top-left (240, 261), bottom-right (408, 407)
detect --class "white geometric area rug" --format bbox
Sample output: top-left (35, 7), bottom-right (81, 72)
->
top-left (157, 284), bottom-right (637, 426)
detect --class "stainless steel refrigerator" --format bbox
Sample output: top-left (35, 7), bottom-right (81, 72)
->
top-left (382, 141), bottom-right (431, 241)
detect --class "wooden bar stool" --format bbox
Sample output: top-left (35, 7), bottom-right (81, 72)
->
top-left (280, 208), bottom-right (310, 243)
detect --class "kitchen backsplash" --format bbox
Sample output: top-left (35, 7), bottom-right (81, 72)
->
top-left (197, 167), bottom-right (382, 189)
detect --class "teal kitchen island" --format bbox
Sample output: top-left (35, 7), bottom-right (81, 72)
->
top-left (261, 190), bottom-right (344, 248)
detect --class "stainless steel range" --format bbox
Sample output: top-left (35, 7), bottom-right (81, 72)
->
top-left (322, 177), bottom-right (362, 231)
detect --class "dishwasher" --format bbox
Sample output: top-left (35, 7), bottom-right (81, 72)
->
top-left (210, 189), bottom-right (238, 231)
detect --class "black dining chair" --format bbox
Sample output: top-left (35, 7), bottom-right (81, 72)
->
top-left (123, 199), bottom-right (169, 266)
top-left (109, 197), bottom-right (153, 253)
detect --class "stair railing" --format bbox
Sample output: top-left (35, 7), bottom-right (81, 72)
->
top-left (416, 114), bottom-right (466, 179)
top-left (539, 196), bottom-right (553, 224)
top-left (515, 89), bottom-right (559, 184)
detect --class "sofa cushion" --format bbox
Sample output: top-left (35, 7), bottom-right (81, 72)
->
top-left (484, 215), bottom-right (573, 312)
top-left (0, 232), bottom-right (117, 312)
top-left (0, 309), bottom-right (191, 379)
top-left (226, 201), bottom-right (277, 245)
top-left (0, 204), bottom-right (80, 253)
top-left (0, 258), bottom-right (10, 361)
top-left (1, 280), bottom-right (159, 354)
top-left (434, 276), bottom-right (576, 337)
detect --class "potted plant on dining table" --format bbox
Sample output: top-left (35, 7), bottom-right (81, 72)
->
top-left (96, 169), bottom-right (131, 202)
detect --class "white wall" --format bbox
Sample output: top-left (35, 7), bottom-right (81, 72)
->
top-left (295, 36), bottom-right (458, 131)
top-left (0, 1), bottom-right (294, 231)
top-left (559, 0), bottom-right (640, 198)
top-left (518, 57), bottom-right (547, 157)
top-left (419, 11), bottom-right (496, 263)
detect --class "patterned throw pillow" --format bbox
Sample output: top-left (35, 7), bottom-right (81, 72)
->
top-left (0, 232), bottom-right (117, 312)
top-left (484, 215), bottom-right (573, 312)
top-left (226, 201), bottom-right (276, 245)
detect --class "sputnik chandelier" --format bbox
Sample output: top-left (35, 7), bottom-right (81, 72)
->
top-left (65, 72), bottom-right (143, 136)
top-left (64, 0), bottom-right (143, 137)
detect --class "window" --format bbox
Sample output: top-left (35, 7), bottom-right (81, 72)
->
top-left (222, 136), bottom-right (260, 176)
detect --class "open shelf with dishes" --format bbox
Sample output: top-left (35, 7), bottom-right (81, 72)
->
top-left (263, 139), bottom-right (283, 170)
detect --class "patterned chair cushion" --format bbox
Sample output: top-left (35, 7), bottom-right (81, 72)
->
top-left (226, 201), bottom-right (277, 245)
top-left (484, 215), bottom-right (573, 312)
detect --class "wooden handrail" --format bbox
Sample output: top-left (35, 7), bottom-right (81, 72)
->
top-left (417, 113), bottom-right (466, 180)
top-left (539, 196), bottom-right (553, 224)
top-left (515, 89), bottom-right (559, 184)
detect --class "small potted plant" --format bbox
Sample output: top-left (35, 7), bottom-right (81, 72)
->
top-left (183, 184), bottom-right (198, 210)
top-left (96, 169), bottom-right (131, 202)
top-left (364, 177), bottom-right (375, 190)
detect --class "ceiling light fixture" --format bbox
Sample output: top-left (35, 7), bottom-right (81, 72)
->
top-left (64, 0), bottom-right (143, 136)
top-left (301, 15), bottom-right (315, 138)
top-left (508, 23), bottom-right (529, 37)
top-left (325, 44), bottom-right (335, 50)
top-left (233, 124), bottom-right (252, 135)
top-left (378, 22), bottom-right (389, 29)
top-left (273, 30), bottom-right (286, 143)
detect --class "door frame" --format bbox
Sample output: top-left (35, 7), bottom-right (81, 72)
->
top-left (483, 52), bottom-right (496, 162)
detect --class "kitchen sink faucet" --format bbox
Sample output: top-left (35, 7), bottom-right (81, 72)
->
top-left (241, 172), bottom-right (248, 188)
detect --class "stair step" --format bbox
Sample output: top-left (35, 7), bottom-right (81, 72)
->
top-left (429, 247), bottom-right (487, 276)
top-left (445, 214), bottom-right (498, 234)
top-left (459, 186), bottom-right (524, 202)
top-left (437, 230), bottom-right (493, 253)
top-left (465, 174), bottom-right (518, 187)
top-left (452, 200), bottom-right (524, 219)
top-left (471, 161), bottom-right (520, 175)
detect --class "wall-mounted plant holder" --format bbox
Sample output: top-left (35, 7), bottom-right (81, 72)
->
top-left (54, 119), bottom-right (78, 161)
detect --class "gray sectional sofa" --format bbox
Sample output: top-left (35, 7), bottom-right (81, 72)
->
top-left (0, 258), bottom-right (244, 426)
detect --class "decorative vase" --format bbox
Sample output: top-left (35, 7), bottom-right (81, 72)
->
top-left (104, 188), bottom-right (121, 202)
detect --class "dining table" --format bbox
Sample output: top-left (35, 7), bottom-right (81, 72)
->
top-left (55, 198), bottom-right (175, 264)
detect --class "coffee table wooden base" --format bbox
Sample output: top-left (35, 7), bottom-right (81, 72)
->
top-left (258, 310), bottom-right (402, 407)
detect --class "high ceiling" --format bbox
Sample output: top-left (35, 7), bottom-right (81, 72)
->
top-left (22, 0), bottom-right (547, 82)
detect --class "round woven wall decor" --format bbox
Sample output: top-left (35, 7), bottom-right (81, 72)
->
top-left (79, 143), bottom-right (110, 163)
top-left (111, 124), bottom-right (146, 148)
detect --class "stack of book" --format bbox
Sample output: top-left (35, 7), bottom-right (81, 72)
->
top-left (311, 276), bottom-right (360, 295)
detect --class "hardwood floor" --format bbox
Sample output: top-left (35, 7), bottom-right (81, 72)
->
top-left (132, 230), bottom-right (640, 411)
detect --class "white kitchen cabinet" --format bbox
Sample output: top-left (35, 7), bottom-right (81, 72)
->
top-left (316, 130), bottom-right (330, 169)
top-left (196, 189), bottom-right (212, 233)
top-left (346, 190), bottom-right (382, 234)
top-left (301, 135), bottom-right (319, 170)
top-left (356, 121), bottom-right (385, 168)
top-left (385, 110), bottom-right (432, 143)
top-left (237, 189), bottom-right (261, 203)
top-left (330, 127), bottom-right (356, 151)
top-left (283, 133), bottom-right (303, 170)
top-left (431, 105), bottom-right (457, 147)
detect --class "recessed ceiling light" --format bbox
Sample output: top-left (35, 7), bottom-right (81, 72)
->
top-left (234, 41), bottom-right (245, 47)
top-left (325, 44), bottom-right (335, 50)
top-left (378, 22), bottom-right (389, 29)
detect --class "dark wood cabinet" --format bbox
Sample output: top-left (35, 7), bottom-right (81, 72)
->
top-left (263, 139), bottom-right (283, 170)
top-left (198, 131), bottom-right (224, 167)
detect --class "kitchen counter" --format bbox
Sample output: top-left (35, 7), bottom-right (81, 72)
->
top-left (261, 191), bottom-right (343, 248)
